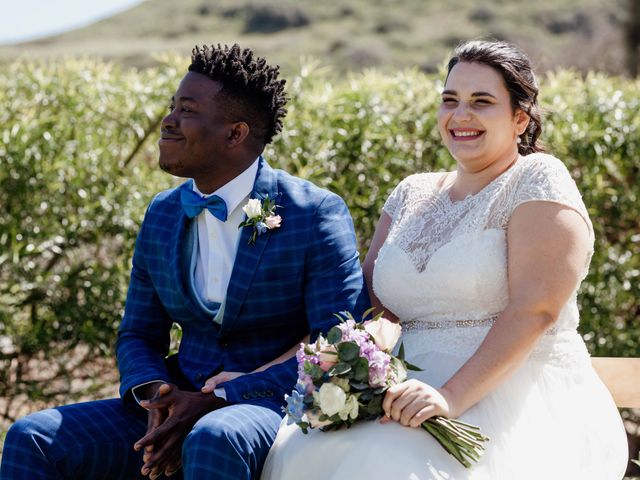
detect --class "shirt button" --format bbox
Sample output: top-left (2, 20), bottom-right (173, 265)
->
top-left (213, 277), bottom-right (219, 283)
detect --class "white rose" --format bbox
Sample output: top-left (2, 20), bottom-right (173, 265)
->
top-left (242, 199), bottom-right (262, 219)
top-left (391, 357), bottom-right (408, 384)
top-left (338, 394), bottom-right (359, 421)
top-left (316, 383), bottom-right (346, 417)
top-left (364, 317), bottom-right (402, 352)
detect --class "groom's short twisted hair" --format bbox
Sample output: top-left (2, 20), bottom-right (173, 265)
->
top-left (189, 44), bottom-right (288, 147)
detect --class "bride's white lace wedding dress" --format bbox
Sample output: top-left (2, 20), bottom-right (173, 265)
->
top-left (261, 154), bottom-right (628, 480)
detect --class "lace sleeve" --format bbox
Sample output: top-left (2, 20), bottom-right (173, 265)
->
top-left (382, 177), bottom-right (409, 219)
top-left (510, 154), bottom-right (594, 241)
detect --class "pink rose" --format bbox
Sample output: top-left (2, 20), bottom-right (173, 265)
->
top-left (318, 345), bottom-right (338, 371)
top-left (363, 317), bottom-right (402, 352)
top-left (265, 215), bottom-right (282, 229)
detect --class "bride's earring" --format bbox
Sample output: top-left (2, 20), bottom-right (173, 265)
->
top-left (516, 136), bottom-right (522, 144)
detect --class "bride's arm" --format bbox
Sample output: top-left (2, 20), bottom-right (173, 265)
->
top-left (201, 335), bottom-right (309, 393)
top-left (363, 213), bottom-right (399, 322)
top-left (383, 201), bottom-right (591, 426)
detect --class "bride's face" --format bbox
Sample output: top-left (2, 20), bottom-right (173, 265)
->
top-left (437, 61), bottom-right (528, 172)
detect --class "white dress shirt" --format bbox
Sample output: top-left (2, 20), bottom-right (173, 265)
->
top-left (192, 158), bottom-right (259, 308)
top-left (132, 158), bottom-right (259, 404)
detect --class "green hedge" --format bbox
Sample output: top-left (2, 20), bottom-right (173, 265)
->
top-left (0, 58), bottom-right (638, 417)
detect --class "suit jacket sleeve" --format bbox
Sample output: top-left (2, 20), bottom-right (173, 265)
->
top-left (116, 204), bottom-right (174, 402)
top-left (222, 191), bottom-right (370, 405)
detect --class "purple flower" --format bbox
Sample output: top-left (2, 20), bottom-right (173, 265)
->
top-left (296, 345), bottom-right (320, 391)
top-left (368, 350), bottom-right (391, 388)
top-left (284, 385), bottom-right (306, 425)
top-left (256, 222), bottom-right (268, 234)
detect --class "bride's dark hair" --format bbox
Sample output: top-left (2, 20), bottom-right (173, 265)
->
top-left (446, 40), bottom-right (545, 156)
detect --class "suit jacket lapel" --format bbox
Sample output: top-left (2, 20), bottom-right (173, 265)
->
top-left (220, 158), bottom-right (279, 336)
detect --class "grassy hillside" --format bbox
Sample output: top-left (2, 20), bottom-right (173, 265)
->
top-left (0, 0), bottom-right (629, 74)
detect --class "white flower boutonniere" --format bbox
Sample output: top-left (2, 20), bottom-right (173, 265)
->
top-left (239, 195), bottom-right (282, 245)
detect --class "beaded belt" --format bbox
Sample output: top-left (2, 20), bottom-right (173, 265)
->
top-left (402, 316), bottom-right (498, 331)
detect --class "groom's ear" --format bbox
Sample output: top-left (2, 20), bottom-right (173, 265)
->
top-left (226, 122), bottom-right (251, 148)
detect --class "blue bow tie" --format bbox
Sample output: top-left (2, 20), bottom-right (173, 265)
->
top-left (180, 187), bottom-right (228, 221)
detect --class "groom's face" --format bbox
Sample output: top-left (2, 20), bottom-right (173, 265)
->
top-left (158, 72), bottom-right (232, 182)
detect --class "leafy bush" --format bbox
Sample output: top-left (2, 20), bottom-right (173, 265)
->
top-left (0, 59), bottom-right (637, 435)
top-left (0, 58), bottom-right (176, 422)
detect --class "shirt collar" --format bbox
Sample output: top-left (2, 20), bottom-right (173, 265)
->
top-left (192, 157), bottom-right (260, 214)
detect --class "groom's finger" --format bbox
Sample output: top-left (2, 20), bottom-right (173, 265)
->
top-left (140, 383), bottom-right (176, 410)
top-left (142, 430), bottom-right (183, 475)
top-left (135, 416), bottom-right (177, 451)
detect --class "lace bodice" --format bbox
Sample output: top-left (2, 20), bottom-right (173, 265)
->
top-left (372, 153), bottom-right (594, 364)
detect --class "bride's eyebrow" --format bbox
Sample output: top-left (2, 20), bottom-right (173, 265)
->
top-left (471, 92), bottom-right (497, 99)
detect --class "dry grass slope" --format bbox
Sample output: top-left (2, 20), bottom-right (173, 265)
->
top-left (0, 0), bottom-right (630, 75)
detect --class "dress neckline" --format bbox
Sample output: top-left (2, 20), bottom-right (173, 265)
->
top-left (441, 158), bottom-right (522, 205)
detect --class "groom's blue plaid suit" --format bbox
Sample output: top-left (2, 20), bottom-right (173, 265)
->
top-left (0, 158), bottom-right (369, 480)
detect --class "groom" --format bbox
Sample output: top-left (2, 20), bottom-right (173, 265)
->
top-left (0, 44), bottom-right (368, 479)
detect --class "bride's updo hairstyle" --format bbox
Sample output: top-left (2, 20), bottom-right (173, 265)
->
top-left (445, 40), bottom-right (545, 156)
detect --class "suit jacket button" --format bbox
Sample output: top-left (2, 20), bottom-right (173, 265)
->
top-left (242, 393), bottom-right (250, 400)
top-left (266, 391), bottom-right (274, 397)
top-left (195, 373), bottom-right (203, 381)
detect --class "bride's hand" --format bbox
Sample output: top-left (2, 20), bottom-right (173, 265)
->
top-left (382, 379), bottom-right (454, 428)
top-left (201, 371), bottom-right (245, 393)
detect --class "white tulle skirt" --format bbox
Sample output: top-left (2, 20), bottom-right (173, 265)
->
top-left (261, 347), bottom-right (628, 480)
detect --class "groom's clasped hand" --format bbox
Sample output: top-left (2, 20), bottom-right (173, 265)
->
top-left (135, 383), bottom-right (227, 478)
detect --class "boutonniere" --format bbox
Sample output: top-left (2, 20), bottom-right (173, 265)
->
top-left (239, 195), bottom-right (282, 245)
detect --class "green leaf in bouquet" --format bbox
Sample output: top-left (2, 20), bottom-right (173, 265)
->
top-left (304, 361), bottom-right (325, 380)
top-left (403, 359), bottom-right (423, 371)
top-left (359, 391), bottom-right (373, 402)
top-left (353, 357), bottom-right (369, 382)
top-left (299, 421), bottom-right (310, 434)
top-left (397, 342), bottom-right (406, 361)
top-left (328, 362), bottom-right (352, 376)
top-left (327, 326), bottom-right (343, 344)
top-left (360, 306), bottom-right (377, 321)
top-left (366, 395), bottom-right (383, 415)
top-left (337, 341), bottom-right (360, 361)
top-left (349, 382), bottom-right (370, 391)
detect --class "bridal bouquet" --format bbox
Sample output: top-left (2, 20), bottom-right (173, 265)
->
top-left (283, 311), bottom-right (489, 468)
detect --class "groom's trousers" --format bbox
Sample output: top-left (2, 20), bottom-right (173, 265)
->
top-left (0, 398), bottom-right (281, 479)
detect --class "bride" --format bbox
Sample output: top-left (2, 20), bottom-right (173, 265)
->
top-left (211, 40), bottom-right (629, 479)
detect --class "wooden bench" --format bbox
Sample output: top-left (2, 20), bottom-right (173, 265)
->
top-left (592, 357), bottom-right (640, 408)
